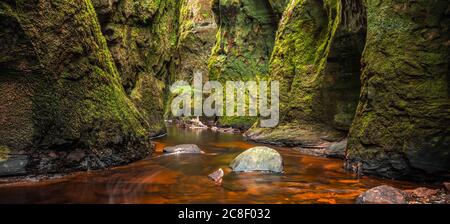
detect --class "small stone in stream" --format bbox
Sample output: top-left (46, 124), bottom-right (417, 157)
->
top-left (208, 168), bottom-right (224, 183)
top-left (163, 144), bottom-right (203, 154)
top-left (230, 146), bottom-right (283, 173)
top-left (356, 185), bottom-right (408, 204)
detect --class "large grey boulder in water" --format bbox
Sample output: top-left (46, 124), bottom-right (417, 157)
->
top-left (230, 146), bottom-right (283, 173)
top-left (163, 144), bottom-right (203, 154)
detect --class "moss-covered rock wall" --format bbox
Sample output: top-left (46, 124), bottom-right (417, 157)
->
top-left (165, 0), bottom-right (217, 120)
top-left (208, 0), bottom-right (279, 129)
top-left (92, 0), bottom-right (182, 136)
top-left (246, 0), bottom-right (366, 146)
top-left (175, 0), bottom-right (217, 82)
top-left (0, 0), bottom-right (164, 176)
top-left (346, 0), bottom-right (450, 180)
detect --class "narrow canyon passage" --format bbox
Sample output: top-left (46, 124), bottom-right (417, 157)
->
top-left (0, 127), bottom-right (425, 204)
top-left (0, 0), bottom-right (448, 205)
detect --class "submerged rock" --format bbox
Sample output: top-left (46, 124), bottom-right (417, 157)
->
top-left (163, 144), bottom-right (203, 154)
top-left (356, 185), bottom-right (408, 204)
top-left (230, 146), bottom-right (283, 173)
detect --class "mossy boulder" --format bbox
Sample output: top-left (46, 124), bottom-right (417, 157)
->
top-left (230, 146), bottom-right (283, 173)
top-left (0, 0), bottom-right (153, 176)
top-left (346, 0), bottom-right (450, 180)
top-left (247, 0), bottom-right (366, 145)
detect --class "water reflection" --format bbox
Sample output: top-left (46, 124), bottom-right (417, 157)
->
top-left (0, 127), bottom-right (423, 204)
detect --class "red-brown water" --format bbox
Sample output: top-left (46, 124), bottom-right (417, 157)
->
top-left (0, 127), bottom-right (424, 204)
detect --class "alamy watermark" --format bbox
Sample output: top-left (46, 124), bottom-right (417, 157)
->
top-left (170, 72), bottom-right (279, 128)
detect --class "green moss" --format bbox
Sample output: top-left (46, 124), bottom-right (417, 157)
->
top-left (208, 0), bottom-right (278, 128)
top-left (0, 0), bottom-right (154, 175)
top-left (248, 0), bottom-right (366, 142)
top-left (347, 0), bottom-right (450, 179)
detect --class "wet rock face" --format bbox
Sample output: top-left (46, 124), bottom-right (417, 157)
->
top-left (0, 0), bottom-right (153, 176)
top-left (230, 146), bottom-right (283, 173)
top-left (0, 146), bottom-right (27, 176)
top-left (268, 0), bottom-right (290, 19)
top-left (246, 0), bottom-right (366, 145)
top-left (346, 0), bottom-right (450, 180)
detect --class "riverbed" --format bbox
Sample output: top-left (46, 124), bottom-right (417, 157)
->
top-left (0, 127), bottom-right (423, 203)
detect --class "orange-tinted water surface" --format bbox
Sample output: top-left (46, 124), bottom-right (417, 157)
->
top-left (0, 127), bottom-right (424, 204)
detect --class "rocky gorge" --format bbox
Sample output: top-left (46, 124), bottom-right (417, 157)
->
top-left (0, 0), bottom-right (449, 203)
